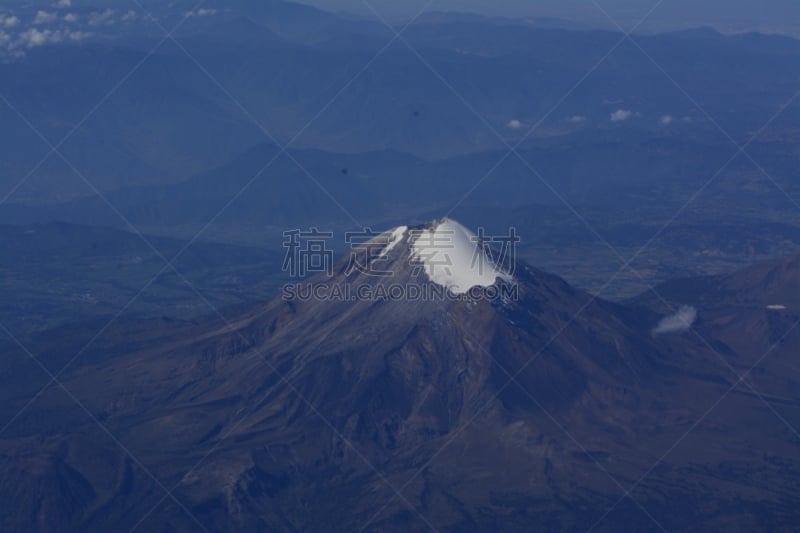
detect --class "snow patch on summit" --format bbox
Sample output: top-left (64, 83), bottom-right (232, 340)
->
top-left (379, 226), bottom-right (407, 258)
top-left (411, 218), bottom-right (512, 294)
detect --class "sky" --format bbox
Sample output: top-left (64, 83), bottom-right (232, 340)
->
top-left (297, 0), bottom-right (800, 36)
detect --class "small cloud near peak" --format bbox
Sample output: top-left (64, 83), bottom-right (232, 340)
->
top-left (653, 306), bottom-right (697, 335)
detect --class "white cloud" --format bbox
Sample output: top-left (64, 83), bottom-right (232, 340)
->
top-left (0, 14), bottom-right (19, 28)
top-left (659, 115), bottom-right (674, 125)
top-left (185, 8), bottom-right (218, 17)
top-left (507, 119), bottom-right (522, 129)
top-left (610, 109), bottom-right (634, 122)
top-left (34, 10), bottom-right (57, 25)
top-left (568, 115), bottom-right (586, 124)
top-left (14, 27), bottom-right (91, 49)
top-left (19, 28), bottom-right (53, 47)
top-left (121, 10), bottom-right (137, 22)
top-left (653, 306), bottom-right (697, 334)
top-left (88, 9), bottom-right (115, 26)
top-left (63, 13), bottom-right (78, 23)
top-left (56, 0), bottom-right (71, 7)
top-left (67, 30), bottom-right (92, 42)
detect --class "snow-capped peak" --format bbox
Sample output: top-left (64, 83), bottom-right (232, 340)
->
top-left (410, 218), bottom-right (512, 294)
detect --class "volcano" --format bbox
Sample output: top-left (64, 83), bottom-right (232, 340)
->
top-left (1, 219), bottom-right (799, 532)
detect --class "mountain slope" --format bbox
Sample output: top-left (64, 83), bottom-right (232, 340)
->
top-left (638, 252), bottom-right (800, 414)
top-left (1, 220), bottom-right (799, 531)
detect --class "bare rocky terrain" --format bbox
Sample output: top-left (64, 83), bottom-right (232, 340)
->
top-left (1, 224), bottom-right (799, 531)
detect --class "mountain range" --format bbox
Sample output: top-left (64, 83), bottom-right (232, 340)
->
top-left (1, 2), bottom-right (798, 204)
top-left (1, 1), bottom-right (799, 531)
top-left (1, 0), bottom-right (798, 304)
